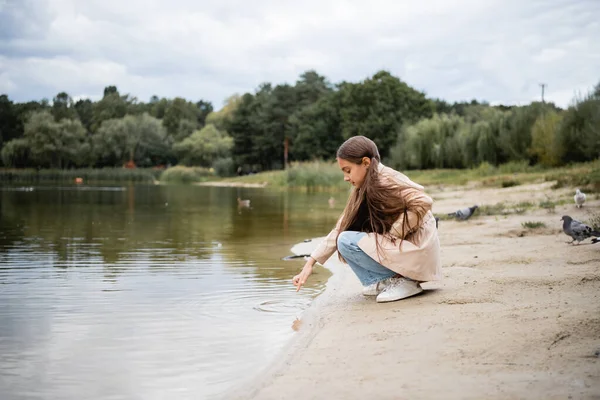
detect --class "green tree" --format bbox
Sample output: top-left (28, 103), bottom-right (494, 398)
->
top-left (289, 92), bottom-right (342, 161)
top-left (294, 70), bottom-right (332, 108)
top-left (51, 92), bottom-right (78, 121)
top-left (23, 111), bottom-right (89, 168)
top-left (205, 94), bottom-right (241, 131)
top-left (556, 89), bottom-right (600, 163)
top-left (498, 102), bottom-right (555, 162)
top-left (389, 114), bottom-right (466, 170)
top-left (173, 124), bottom-right (233, 166)
top-left (173, 118), bottom-right (198, 142)
top-left (254, 83), bottom-right (298, 169)
top-left (195, 100), bottom-right (213, 127)
top-left (530, 111), bottom-right (563, 166)
top-left (163, 97), bottom-right (200, 137)
top-left (149, 96), bottom-right (170, 119)
top-left (229, 93), bottom-right (260, 169)
top-left (74, 99), bottom-right (94, 132)
top-left (92, 86), bottom-right (129, 131)
top-left (0, 95), bottom-right (19, 148)
top-left (1, 138), bottom-right (30, 167)
top-left (337, 70), bottom-right (433, 157)
top-left (93, 113), bottom-right (169, 167)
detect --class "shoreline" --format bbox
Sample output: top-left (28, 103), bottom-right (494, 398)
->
top-left (230, 181), bottom-right (599, 399)
top-left (195, 181), bottom-right (268, 188)
top-left (227, 238), bottom-right (347, 400)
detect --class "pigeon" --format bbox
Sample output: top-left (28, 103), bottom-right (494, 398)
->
top-left (561, 215), bottom-right (600, 245)
top-left (574, 189), bottom-right (586, 208)
top-left (448, 205), bottom-right (478, 221)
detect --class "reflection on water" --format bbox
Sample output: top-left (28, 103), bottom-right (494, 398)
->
top-left (0, 184), bottom-right (346, 399)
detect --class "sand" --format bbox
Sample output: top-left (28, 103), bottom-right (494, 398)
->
top-left (235, 182), bottom-right (600, 400)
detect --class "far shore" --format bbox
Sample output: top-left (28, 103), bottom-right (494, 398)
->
top-left (194, 181), bottom-right (268, 188)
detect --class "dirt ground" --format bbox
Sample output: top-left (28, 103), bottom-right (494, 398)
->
top-left (236, 182), bottom-right (600, 400)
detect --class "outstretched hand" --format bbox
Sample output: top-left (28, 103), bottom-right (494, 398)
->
top-left (292, 263), bottom-right (313, 292)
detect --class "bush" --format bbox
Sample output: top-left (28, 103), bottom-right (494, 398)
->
top-left (501, 179), bottom-right (521, 188)
top-left (160, 166), bottom-right (214, 184)
top-left (587, 213), bottom-right (600, 231)
top-left (522, 221), bottom-right (546, 229)
top-left (544, 160), bottom-right (600, 191)
top-left (212, 157), bottom-right (235, 177)
top-left (479, 203), bottom-right (507, 216)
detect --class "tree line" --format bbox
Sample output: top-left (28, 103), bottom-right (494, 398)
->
top-left (1, 71), bottom-right (598, 175)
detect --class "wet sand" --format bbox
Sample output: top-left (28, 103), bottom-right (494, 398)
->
top-left (233, 182), bottom-right (600, 399)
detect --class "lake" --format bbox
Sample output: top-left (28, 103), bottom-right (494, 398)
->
top-left (0, 183), bottom-right (345, 399)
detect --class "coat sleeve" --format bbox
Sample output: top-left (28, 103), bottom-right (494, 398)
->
top-left (390, 187), bottom-right (433, 238)
top-left (309, 212), bottom-right (344, 265)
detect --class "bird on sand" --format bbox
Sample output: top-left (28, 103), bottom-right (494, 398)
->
top-left (561, 215), bottom-right (600, 245)
top-left (574, 189), bottom-right (586, 208)
top-left (448, 205), bottom-right (478, 221)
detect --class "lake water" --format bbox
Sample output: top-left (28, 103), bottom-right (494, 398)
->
top-left (0, 184), bottom-right (345, 399)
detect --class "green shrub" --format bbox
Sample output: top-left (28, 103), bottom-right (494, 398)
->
top-left (501, 179), bottom-right (521, 188)
top-left (587, 213), bottom-right (600, 231)
top-left (479, 203), bottom-right (507, 216)
top-left (212, 157), bottom-right (235, 177)
top-left (522, 221), bottom-right (546, 229)
top-left (160, 166), bottom-right (214, 184)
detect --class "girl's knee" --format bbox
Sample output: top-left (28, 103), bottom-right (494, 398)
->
top-left (337, 231), bottom-right (359, 252)
top-left (337, 231), bottom-right (350, 248)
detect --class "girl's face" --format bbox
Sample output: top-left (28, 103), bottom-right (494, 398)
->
top-left (337, 157), bottom-right (371, 187)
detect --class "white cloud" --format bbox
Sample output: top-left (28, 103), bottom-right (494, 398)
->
top-left (0, 0), bottom-right (599, 108)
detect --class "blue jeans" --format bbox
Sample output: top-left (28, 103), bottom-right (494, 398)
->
top-left (337, 231), bottom-right (398, 286)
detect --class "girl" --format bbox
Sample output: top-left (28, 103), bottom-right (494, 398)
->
top-left (293, 136), bottom-right (441, 303)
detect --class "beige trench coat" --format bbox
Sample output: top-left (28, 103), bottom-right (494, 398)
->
top-left (310, 163), bottom-right (441, 282)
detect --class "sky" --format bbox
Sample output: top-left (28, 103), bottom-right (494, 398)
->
top-left (0, 0), bottom-right (599, 109)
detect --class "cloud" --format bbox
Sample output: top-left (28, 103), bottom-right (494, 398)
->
top-left (0, 0), bottom-right (598, 108)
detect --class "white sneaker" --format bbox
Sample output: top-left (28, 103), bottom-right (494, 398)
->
top-left (376, 277), bottom-right (423, 303)
top-left (362, 280), bottom-right (391, 296)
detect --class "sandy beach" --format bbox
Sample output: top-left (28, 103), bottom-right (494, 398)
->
top-left (232, 181), bottom-right (600, 400)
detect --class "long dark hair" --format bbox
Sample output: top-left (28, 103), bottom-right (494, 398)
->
top-left (335, 136), bottom-right (423, 260)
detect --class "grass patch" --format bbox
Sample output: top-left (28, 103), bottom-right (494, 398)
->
top-left (522, 221), bottom-right (546, 229)
top-left (285, 162), bottom-right (348, 191)
top-left (479, 203), bottom-right (508, 216)
top-left (544, 161), bottom-right (600, 191)
top-left (588, 213), bottom-right (600, 231)
top-left (539, 199), bottom-right (556, 212)
top-left (515, 201), bottom-right (535, 209)
top-left (501, 179), bottom-right (521, 188)
top-left (160, 166), bottom-right (214, 184)
top-left (223, 161), bottom-right (348, 191)
top-left (0, 168), bottom-right (160, 184)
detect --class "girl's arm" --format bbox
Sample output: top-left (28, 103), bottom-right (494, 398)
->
top-left (309, 212), bottom-right (344, 265)
top-left (390, 187), bottom-right (433, 238)
top-left (294, 213), bottom-right (344, 292)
